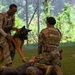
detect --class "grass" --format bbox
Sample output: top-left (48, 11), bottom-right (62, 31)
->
top-left (12, 45), bottom-right (75, 75)
top-left (0, 44), bottom-right (75, 75)
top-left (59, 46), bottom-right (75, 75)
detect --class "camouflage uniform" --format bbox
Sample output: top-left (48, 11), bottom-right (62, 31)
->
top-left (26, 27), bottom-right (62, 75)
top-left (0, 12), bottom-right (15, 65)
top-left (38, 27), bottom-right (62, 66)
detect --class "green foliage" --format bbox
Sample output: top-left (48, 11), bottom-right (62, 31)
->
top-left (0, 1), bottom-right (75, 44)
top-left (15, 15), bottom-right (26, 28)
top-left (41, 1), bottom-right (54, 22)
top-left (14, 3), bottom-right (75, 44)
top-left (11, 16), bottom-right (26, 35)
top-left (28, 5), bottom-right (34, 18)
top-left (56, 3), bottom-right (75, 42)
top-left (0, 5), bottom-right (7, 12)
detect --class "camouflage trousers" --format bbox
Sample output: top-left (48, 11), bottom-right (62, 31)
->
top-left (33, 50), bottom-right (61, 69)
top-left (0, 40), bottom-right (12, 65)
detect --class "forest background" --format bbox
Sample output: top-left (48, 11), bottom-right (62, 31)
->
top-left (0, 0), bottom-right (75, 45)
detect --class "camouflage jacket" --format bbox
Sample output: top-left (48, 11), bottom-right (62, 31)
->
top-left (0, 12), bottom-right (15, 44)
top-left (38, 27), bottom-right (62, 54)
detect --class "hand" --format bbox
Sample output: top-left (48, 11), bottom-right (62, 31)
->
top-left (4, 25), bottom-right (12, 33)
top-left (29, 56), bottom-right (35, 62)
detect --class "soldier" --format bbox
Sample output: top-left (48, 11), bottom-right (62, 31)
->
top-left (26, 17), bottom-right (63, 75)
top-left (26, 50), bottom-right (63, 75)
top-left (0, 4), bottom-right (27, 66)
top-left (0, 4), bottom-right (17, 66)
top-left (37, 16), bottom-right (63, 75)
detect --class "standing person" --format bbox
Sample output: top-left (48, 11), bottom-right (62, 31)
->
top-left (0, 4), bottom-right (26, 66)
